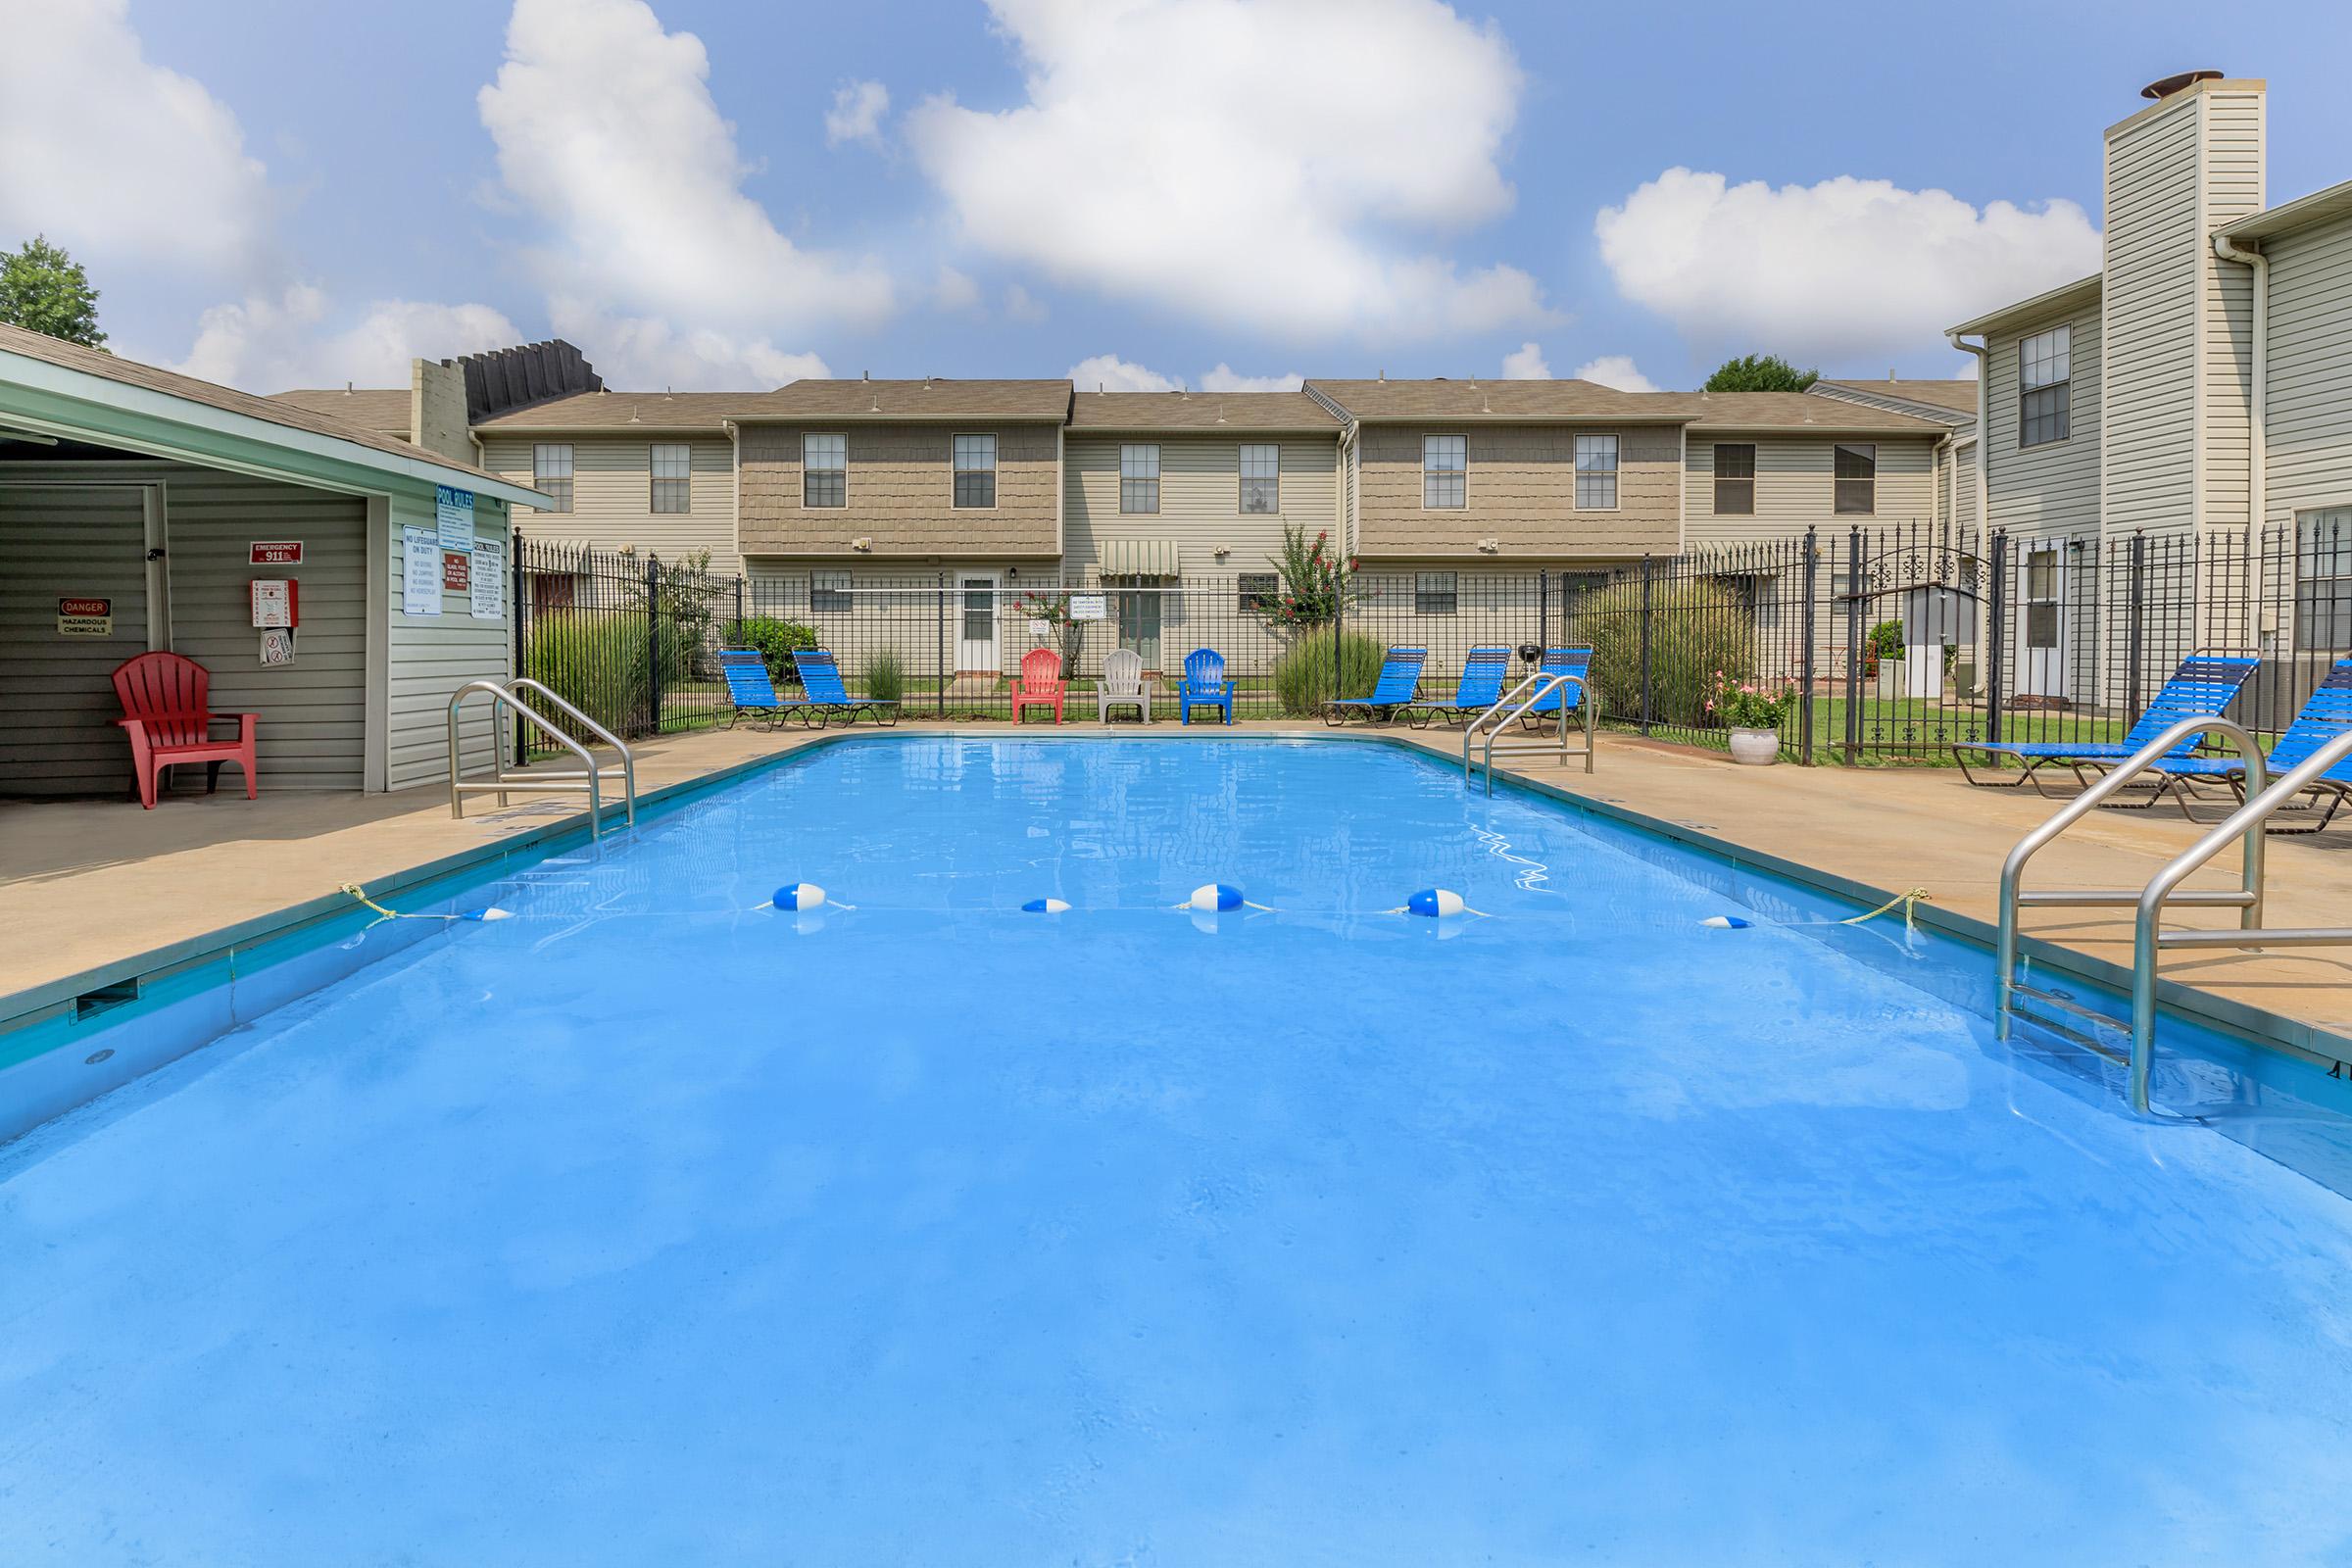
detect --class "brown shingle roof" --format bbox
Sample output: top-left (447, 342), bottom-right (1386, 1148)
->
top-left (0, 322), bottom-right (516, 487)
top-left (1068, 390), bottom-right (1338, 432)
top-left (731, 378), bottom-right (1073, 422)
top-left (1814, 378), bottom-right (1981, 416)
top-left (1679, 391), bottom-right (1947, 433)
top-left (472, 390), bottom-right (753, 431)
top-left (1305, 377), bottom-right (1688, 422)
top-left (270, 386), bottom-right (413, 434)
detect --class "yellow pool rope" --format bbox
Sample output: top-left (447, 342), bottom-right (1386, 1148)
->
top-left (1842, 886), bottom-right (1932, 930)
top-left (340, 882), bottom-right (405, 920)
top-left (339, 882), bottom-right (510, 922)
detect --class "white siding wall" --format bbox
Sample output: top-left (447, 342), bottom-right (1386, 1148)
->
top-left (2264, 209), bottom-right (2352, 533)
top-left (1061, 433), bottom-right (1339, 580)
top-left (1682, 435), bottom-right (1938, 546)
top-left (483, 432), bottom-right (739, 575)
top-left (387, 489), bottom-right (512, 791)
top-left (2102, 94), bottom-right (2202, 537)
top-left (2201, 86), bottom-right (2267, 533)
top-left (1987, 301), bottom-right (2103, 539)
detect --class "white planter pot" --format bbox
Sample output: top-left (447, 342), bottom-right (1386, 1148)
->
top-left (1728, 727), bottom-right (1781, 765)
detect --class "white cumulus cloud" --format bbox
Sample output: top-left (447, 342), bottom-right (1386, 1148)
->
top-left (824, 79), bottom-right (891, 146)
top-left (1570, 354), bottom-right (1657, 392)
top-left (1595, 168), bottom-right (2102, 361)
top-left (1070, 353), bottom-right (1177, 393)
top-left (173, 287), bottom-right (525, 389)
top-left (478, 0), bottom-right (888, 375)
top-left (906, 0), bottom-right (1552, 341)
top-left (550, 302), bottom-right (828, 389)
top-left (1501, 342), bottom-right (1551, 379)
top-left (1004, 282), bottom-right (1049, 323)
top-left (1200, 365), bottom-right (1303, 393)
top-left (0, 0), bottom-right (271, 277)
top-left (932, 266), bottom-right (982, 312)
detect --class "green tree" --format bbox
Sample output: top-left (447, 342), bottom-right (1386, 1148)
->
top-left (0, 236), bottom-right (107, 349)
top-left (1704, 353), bottom-right (1816, 393)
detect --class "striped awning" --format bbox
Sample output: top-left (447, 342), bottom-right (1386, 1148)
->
top-left (1099, 538), bottom-right (1180, 578)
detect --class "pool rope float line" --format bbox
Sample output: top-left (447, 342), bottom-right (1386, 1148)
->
top-left (340, 883), bottom-right (512, 924)
top-left (1702, 886), bottom-right (1932, 932)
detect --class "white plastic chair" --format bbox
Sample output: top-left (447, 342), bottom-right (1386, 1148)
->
top-left (1097, 647), bottom-right (1153, 723)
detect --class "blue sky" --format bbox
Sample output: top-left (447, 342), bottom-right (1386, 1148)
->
top-left (9, 0), bottom-right (2352, 395)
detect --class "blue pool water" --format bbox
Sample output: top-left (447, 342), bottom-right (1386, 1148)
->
top-left (5, 737), bottom-right (2352, 1565)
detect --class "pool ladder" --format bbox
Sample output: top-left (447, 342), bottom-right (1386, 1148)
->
top-left (448, 678), bottom-right (637, 838)
top-left (1995, 715), bottom-right (2352, 1113)
top-left (1462, 670), bottom-right (1594, 795)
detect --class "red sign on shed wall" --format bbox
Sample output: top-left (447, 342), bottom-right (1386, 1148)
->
top-left (250, 540), bottom-right (304, 565)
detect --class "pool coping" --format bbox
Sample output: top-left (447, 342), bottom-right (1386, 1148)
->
top-left (5, 725), bottom-right (2346, 1092)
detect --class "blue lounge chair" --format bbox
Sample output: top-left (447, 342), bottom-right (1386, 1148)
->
top-left (1323, 646), bottom-right (1427, 727)
top-left (791, 648), bottom-right (898, 728)
top-left (1517, 646), bottom-right (1594, 731)
top-left (2124, 657), bottom-right (2352, 832)
top-left (717, 648), bottom-right (808, 730)
top-left (1409, 646), bottom-right (1512, 727)
top-left (1950, 655), bottom-right (2260, 794)
top-left (1178, 648), bottom-right (1234, 725)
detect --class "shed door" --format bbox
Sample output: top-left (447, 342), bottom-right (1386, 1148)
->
top-left (0, 485), bottom-right (154, 797)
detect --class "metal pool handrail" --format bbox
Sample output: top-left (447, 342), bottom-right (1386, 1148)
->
top-left (446, 679), bottom-right (636, 836)
top-left (1462, 670), bottom-right (1593, 795)
top-left (505, 677), bottom-right (637, 823)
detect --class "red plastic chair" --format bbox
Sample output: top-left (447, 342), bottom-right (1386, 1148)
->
top-left (111, 652), bottom-right (259, 808)
top-left (1010, 647), bottom-right (1066, 725)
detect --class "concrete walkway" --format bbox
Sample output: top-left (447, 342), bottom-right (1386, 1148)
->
top-left (5, 721), bottom-right (2348, 1055)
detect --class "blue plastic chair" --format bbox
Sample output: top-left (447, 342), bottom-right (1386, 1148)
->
top-left (2128, 657), bottom-right (2352, 831)
top-left (1517, 646), bottom-right (1594, 730)
top-left (717, 649), bottom-right (808, 730)
top-left (791, 649), bottom-right (899, 729)
top-left (1951, 654), bottom-right (2260, 793)
top-left (1178, 648), bottom-right (1234, 726)
top-left (1412, 646), bottom-right (1512, 727)
top-left (1323, 646), bottom-right (1428, 727)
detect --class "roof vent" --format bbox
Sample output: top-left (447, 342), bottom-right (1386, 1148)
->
top-left (2141, 70), bottom-right (2222, 100)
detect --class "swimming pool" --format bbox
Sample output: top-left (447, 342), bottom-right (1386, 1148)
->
top-left (5, 736), bottom-right (2351, 1564)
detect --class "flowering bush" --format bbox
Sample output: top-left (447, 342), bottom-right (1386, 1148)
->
top-left (1705, 669), bottom-right (1792, 730)
top-left (1257, 522), bottom-right (1351, 630)
top-left (1012, 589), bottom-right (1085, 665)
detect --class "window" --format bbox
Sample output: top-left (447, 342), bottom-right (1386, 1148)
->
top-left (1120, 443), bottom-right (1159, 514)
top-left (1238, 572), bottom-right (1279, 612)
top-left (2019, 325), bottom-right (2072, 448)
top-left (953, 433), bottom-right (997, 508)
top-left (1712, 443), bottom-right (1755, 515)
top-left (2026, 547), bottom-right (2061, 650)
top-left (2298, 507), bottom-right (2352, 647)
top-left (1240, 443), bottom-right (1280, 513)
top-left (803, 433), bottom-right (847, 508)
top-left (811, 568), bottom-right (853, 613)
top-left (531, 443), bottom-right (574, 514)
top-left (1414, 570), bottom-right (1458, 615)
top-left (1423, 434), bottom-right (1466, 509)
top-left (1574, 433), bottom-right (1619, 510)
top-left (650, 443), bottom-right (691, 513)
top-left (1834, 443), bottom-right (1877, 514)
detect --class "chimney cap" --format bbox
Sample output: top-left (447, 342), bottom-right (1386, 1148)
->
top-left (2141, 70), bottom-right (2223, 100)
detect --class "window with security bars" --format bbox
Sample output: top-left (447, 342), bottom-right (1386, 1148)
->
top-left (2299, 507), bottom-right (2352, 647)
top-left (1834, 443), bottom-right (1876, 514)
top-left (1712, 443), bottom-right (1754, 515)
top-left (1574, 433), bottom-right (1618, 510)
top-left (2025, 547), bottom-right (2061, 650)
top-left (1414, 570), bottom-right (1458, 614)
top-left (1120, 444), bottom-right (1159, 514)
top-left (1423, 434), bottom-right (1466, 508)
top-left (811, 568), bottom-right (853, 612)
top-left (650, 443), bottom-right (691, 513)
top-left (1240, 443), bottom-right (1280, 513)
top-left (2019, 325), bottom-right (2071, 448)
top-left (953, 434), bottom-right (997, 508)
top-left (1238, 572), bottom-right (1278, 612)
top-left (532, 443), bottom-right (574, 514)
top-left (803, 433), bottom-right (846, 508)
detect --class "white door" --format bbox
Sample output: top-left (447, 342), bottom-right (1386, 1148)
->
top-left (957, 574), bottom-right (999, 674)
top-left (2021, 547), bottom-right (2067, 698)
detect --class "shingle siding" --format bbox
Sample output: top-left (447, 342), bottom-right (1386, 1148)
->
top-left (737, 421), bottom-right (1060, 558)
top-left (1354, 424), bottom-right (1680, 560)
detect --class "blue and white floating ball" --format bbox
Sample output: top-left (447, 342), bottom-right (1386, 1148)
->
top-left (1700, 914), bottom-right (1752, 929)
top-left (1404, 888), bottom-right (1468, 919)
top-left (1021, 897), bottom-right (1072, 914)
top-left (1189, 883), bottom-right (1245, 913)
top-left (772, 882), bottom-right (828, 912)
top-left (460, 906), bottom-right (513, 922)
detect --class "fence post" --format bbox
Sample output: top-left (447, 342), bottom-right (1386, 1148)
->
top-left (1986, 530), bottom-right (2008, 745)
top-left (1799, 529), bottom-right (1817, 766)
top-left (1638, 556), bottom-right (1654, 735)
top-left (1539, 567), bottom-right (1549, 652)
top-left (936, 572), bottom-right (948, 718)
top-left (645, 554), bottom-right (662, 739)
top-left (511, 529), bottom-right (527, 767)
top-left (734, 574), bottom-right (745, 641)
top-left (2125, 530), bottom-right (2147, 724)
top-left (1332, 566), bottom-right (1344, 709)
top-left (1842, 528), bottom-right (1864, 765)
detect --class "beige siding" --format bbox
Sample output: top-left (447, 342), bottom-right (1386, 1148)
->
top-left (2201, 86), bottom-right (2267, 532)
top-left (387, 490), bottom-right (512, 792)
top-left (737, 421), bottom-right (1059, 558)
top-left (2102, 92), bottom-right (2201, 536)
top-left (1681, 435), bottom-right (1938, 546)
top-left (1987, 300), bottom-right (2103, 539)
top-left (484, 433), bottom-right (739, 574)
top-left (2263, 210), bottom-right (2352, 534)
top-left (1062, 433), bottom-right (1338, 580)
top-left (1354, 424), bottom-right (1681, 559)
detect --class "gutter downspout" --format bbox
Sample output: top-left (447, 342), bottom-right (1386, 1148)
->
top-left (1948, 331), bottom-right (1992, 676)
top-left (721, 417), bottom-right (742, 578)
top-left (2212, 231), bottom-right (2270, 649)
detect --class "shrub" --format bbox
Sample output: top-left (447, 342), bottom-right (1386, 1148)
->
top-left (1575, 577), bottom-right (1756, 728)
top-left (525, 611), bottom-right (650, 737)
top-left (725, 616), bottom-right (819, 686)
top-left (1272, 630), bottom-right (1388, 716)
top-left (860, 650), bottom-right (906, 705)
top-left (1256, 521), bottom-right (1354, 631)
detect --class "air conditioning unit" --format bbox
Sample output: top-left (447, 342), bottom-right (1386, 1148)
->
top-left (1476, 537), bottom-right (1500, 555)
top-left (851, 537), bottom-right (873, 553)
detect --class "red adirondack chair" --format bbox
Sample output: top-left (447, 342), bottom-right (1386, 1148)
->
top-left (112, 652), bottom-right (260, 808)
top-left (1010, 647), bottom-right (1066, 725)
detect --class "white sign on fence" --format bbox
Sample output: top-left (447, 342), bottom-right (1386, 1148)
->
top-left (403, 525), bottom-right (442, 615)
top-left (469, 537), bottom-right (505, 619)
top-left (1069, 593), bottom-right (1107, 621)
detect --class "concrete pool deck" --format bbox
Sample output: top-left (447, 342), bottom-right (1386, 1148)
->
top-left (4, 720), bottom-right (2349, 1060)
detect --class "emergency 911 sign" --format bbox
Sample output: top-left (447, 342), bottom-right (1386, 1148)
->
top-left (58, 597), bottom-right (113, 636)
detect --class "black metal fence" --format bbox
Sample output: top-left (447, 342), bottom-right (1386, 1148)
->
top-left (512, 515), bottom-right (2352, 765)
